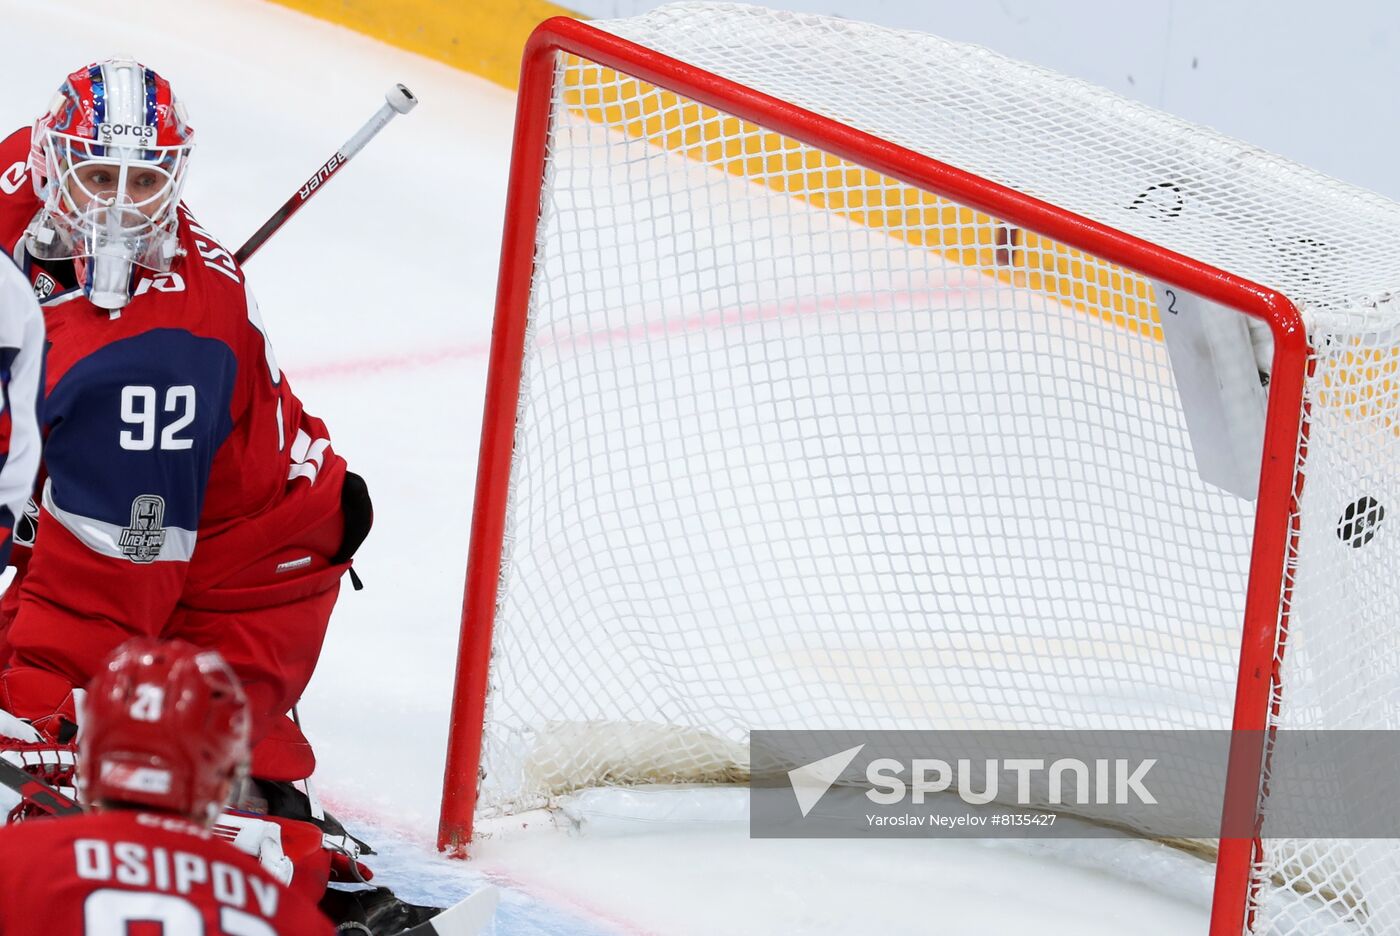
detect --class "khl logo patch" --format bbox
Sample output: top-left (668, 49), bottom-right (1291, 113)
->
top-left (119, 494), bottom-right (167, 563)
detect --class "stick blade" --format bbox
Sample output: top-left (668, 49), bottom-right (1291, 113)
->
top-left (402, 885), bottom-right (500, 936)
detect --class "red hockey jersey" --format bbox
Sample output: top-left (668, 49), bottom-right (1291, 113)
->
top-left (0, 809), bottom-right (334, 934)
top-left (0, 128), bottom-right (352, 724)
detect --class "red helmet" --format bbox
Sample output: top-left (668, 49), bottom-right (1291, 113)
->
top-left (80, 639), bottom-right (250, 824)
top-left (26, 59), bottom-right (196, 309)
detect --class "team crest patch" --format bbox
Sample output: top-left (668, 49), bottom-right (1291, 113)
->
top-left (119, 494), bottom-right (167, 563)
top-left (32, 272), bottom-right (55, 301)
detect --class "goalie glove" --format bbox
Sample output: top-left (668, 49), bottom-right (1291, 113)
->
top-left (0, 707), bottom-right (78, 823)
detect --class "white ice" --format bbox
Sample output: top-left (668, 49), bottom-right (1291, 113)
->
top-left (0, 1), bottom-right (1213, 933)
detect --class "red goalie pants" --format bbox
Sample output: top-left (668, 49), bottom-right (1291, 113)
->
top-left (168, 577), bottom-right (342, 783)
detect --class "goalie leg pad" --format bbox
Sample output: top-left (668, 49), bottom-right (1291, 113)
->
top-left (169, 585), bottom-right (339, 772)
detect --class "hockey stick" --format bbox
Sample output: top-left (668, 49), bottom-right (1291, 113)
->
top-left (399, 885), bottom-right (500, 936)
top-left (234, 84), bottom-right (419, 265)
top-left (0, 754), bottom-right (82, 816)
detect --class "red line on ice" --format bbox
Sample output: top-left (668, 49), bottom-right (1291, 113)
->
top-left (285, 280), bottom-right (983, 383)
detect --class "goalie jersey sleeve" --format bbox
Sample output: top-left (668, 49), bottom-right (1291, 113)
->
top-left (0, 257), bottom-right (43, 568)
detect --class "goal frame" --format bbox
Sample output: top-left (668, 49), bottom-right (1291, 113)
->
top-left (438, 17), bottom-right (1310, 935)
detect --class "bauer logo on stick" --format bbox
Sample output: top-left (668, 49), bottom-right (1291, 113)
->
top-left (299, 152), bottom-right (346, 200)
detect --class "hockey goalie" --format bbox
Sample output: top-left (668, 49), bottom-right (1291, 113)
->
top-left (0, 57), bottom-right (433, 932)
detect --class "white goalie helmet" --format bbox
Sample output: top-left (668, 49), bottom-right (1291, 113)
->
top-left (26, 58), bottom-right (195, 310)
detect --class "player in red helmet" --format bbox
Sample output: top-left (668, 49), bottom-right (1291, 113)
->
top-left (80, 637), bottom-right (250, 822)
top-left (0, 638), bottom-right (334, 934)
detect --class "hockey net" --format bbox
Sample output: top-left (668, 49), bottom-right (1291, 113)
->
top-left (443, 5), bottom-right (1400, 933)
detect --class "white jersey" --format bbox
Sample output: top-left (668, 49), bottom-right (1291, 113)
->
top-left (0, 256), bottom-right (43, 562)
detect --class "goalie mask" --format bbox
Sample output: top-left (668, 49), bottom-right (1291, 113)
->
top-left (79, 639), bottom-right (250, 826)
top-left (26, 58), bottom-right (194, 310)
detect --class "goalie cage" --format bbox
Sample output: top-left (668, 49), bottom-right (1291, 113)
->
top-left (440, 5), bottom-right (1400, 934)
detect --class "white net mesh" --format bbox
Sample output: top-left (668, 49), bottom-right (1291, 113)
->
top-left (474, 4), bottom-right (1400, 932)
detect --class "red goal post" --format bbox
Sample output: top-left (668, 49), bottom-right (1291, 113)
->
top-left (439, 14), bottom-right (1310, 936)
